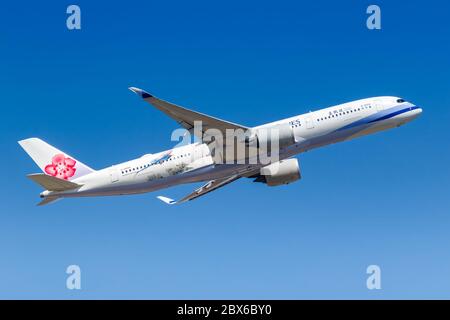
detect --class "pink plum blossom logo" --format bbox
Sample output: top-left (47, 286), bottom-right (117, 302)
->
top-left (44, 154), bottom-right (77, 180)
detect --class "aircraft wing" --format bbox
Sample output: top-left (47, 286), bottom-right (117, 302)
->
top-left (129, 87), bottom-right (248, 138)
top-left (157, 174), bottom-right (241, 205)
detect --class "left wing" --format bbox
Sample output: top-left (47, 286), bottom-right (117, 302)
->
top-left (129, 87), bottom-right (248, 139)
top-left (157, 174), bottom-right (240, 205)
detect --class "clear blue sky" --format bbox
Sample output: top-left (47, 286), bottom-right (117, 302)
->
top-left (1, 0), bottom-right (449, 299)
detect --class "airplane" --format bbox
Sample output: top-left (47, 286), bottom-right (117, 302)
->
top-left (18, 87), bottom-right (422, 205)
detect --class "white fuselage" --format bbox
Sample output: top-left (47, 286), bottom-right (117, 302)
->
top-left (42, 96), bottom-right (422, 199)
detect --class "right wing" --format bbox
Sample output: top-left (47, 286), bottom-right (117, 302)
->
top-left (157, 174), bottom-right (241, 205)
top-left (129, 87), bottom-right (249, 139)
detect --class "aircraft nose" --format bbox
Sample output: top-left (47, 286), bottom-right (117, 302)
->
top-left (412, 105), bottom-right (422, 114)
top-left (407, 105), bottom-right (422, 120)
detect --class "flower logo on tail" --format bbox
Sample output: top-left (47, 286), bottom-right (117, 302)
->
top-left (45, 154), bottom-right (77, 180)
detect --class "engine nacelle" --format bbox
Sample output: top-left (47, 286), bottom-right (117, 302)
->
top-left (258, 158), bottom-right (301, 186)
top-left (247, 123), bottom-right (295, 153)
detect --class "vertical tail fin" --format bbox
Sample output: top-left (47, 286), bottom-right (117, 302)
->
top-left (18, 138), bottom-right (94, 181)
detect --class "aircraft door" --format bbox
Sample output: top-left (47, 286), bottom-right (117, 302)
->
top-left (110, 167), bottom-right (119, 183)
top-left (305, 117), bottom-right (315, 129)
top-left (192, 144), bottom-right (204, 161)
top-left (374, 99), bottom-right (384, 112)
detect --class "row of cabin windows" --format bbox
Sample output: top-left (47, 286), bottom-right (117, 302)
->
top-left (121, 153), bottom-right (191, 175)
top-left (290, 105), bottom-right (373, 128)
top-left (317, 105), bottom-right (372, 122)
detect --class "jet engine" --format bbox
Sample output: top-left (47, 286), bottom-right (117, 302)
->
top-left (252, 158), bottom-right (301, 186)
top-left (245, 123), bottom-right (295, 152)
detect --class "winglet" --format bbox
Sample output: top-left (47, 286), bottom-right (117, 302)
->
top-left (128, 87), bottom-right (153, 99)
top-left (157, 196), bottom-right (177, 205)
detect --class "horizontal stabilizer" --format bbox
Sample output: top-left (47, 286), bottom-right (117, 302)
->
top-left (37, 197), bottom-right (60, 206)
top-left (27, 173), bottom-right (82, 192)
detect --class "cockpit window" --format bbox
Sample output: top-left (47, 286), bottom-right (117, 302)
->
top-left (397, 98), bottom-right (405, 103)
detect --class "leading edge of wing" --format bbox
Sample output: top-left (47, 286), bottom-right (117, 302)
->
top-left (128, 86), bottom-right (249, 132)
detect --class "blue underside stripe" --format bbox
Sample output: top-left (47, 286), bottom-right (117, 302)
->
top-left (368, 106), bottom-right (419, 123)
top-left (337, 105), bottom-right (419, 132)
